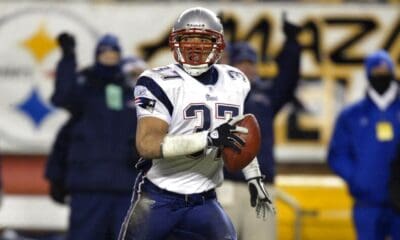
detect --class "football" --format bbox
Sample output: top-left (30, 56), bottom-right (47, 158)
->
top-left (222, 114), bottom-right (261, 172)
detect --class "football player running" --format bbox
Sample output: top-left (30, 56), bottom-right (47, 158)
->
top-left (119, 7), bottom-right (274, 240)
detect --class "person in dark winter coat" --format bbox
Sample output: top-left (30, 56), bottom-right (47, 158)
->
top-left (45, 33), bottom-right (145, 240)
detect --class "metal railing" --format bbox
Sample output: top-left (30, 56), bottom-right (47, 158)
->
top-left (275, 188), bottom-right (318, 240)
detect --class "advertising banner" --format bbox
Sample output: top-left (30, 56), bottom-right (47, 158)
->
top-left (0, 2), bottom-right (398, 161)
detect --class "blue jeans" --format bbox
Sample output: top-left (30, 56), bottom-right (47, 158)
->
top-left (119, 175), bottom-right (237, 240)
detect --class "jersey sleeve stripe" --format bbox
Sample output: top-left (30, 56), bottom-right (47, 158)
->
top-left (136, 76), bottom-right (174, 116)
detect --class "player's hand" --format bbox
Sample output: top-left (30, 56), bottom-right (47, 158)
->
top-left (248, 177), bottom-right (276, 219)
top-left (49, 181), bottom-right (69, 205)
top-left (282, 12), bottom-right (301, 40)
top-left (207, 115), bottom-right (248, 153)
top-left (57, 32), bottom-right (76, 57)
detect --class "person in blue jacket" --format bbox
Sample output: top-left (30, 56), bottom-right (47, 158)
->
top-left (218, 16), bottom-right (301, 240)
top-left (45, 33), bottom-right (145, 240)
top-left (328, 50), bottom-right (400, 240)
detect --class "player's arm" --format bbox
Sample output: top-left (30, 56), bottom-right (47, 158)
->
top-left (136, 117), bottom-right (169, 159)
top-left (136, 116), bottom-right (247, 160)
top-left (136, 116), bottom-right (212, 159)
top-left (241, 82), bottom-right (275, 218)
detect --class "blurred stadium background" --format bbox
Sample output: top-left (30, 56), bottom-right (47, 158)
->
top-left (0, 0), bottom-right (399, 239)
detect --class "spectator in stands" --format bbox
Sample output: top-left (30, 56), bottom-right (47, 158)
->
top-left (218, 14), bottom-right (301, 240)
top-left (45, 32), bottom-right (146, 240)
top-left (328, 50), bottom-right (400, 240)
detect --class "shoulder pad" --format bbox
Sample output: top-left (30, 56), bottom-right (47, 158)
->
top-left (219, 64), bottom-right (249, 83)
top-left (142, 65), bottom-right (183, 81)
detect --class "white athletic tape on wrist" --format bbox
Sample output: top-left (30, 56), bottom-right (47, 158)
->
top-left (242, 157), bottom-right (262, 180)
top-left (161, 131), bottom-right (208, 158)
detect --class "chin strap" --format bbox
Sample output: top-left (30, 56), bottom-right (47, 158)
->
top-left (182, 63), bottom-right (210, 76)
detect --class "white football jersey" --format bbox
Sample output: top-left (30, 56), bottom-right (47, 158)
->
top-left (134, 64), bottom-right (250, 194)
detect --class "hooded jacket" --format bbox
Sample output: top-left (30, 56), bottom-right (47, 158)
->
top-left (46, 35), bottom-right (140, 193)
top-left (328, 85), bottom-right (400, 205)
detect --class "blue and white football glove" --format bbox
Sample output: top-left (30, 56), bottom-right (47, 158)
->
top-left (247, 177), bottom-right (276, 219)
top-left (207, 115), bottom-right (247, 152)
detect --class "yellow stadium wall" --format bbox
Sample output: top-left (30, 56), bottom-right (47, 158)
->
top-left (276, 176), bottom-right (356, 240)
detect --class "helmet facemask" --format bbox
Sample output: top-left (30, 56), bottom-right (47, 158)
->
top-left (169, 28), bottom-right (225, 76)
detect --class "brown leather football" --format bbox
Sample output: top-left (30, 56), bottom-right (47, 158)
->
top-left (222, 114), bottom-right (261, 173)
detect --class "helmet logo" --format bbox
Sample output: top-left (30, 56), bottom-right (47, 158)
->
top-left (186, 23), bottom-right (206, 28)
